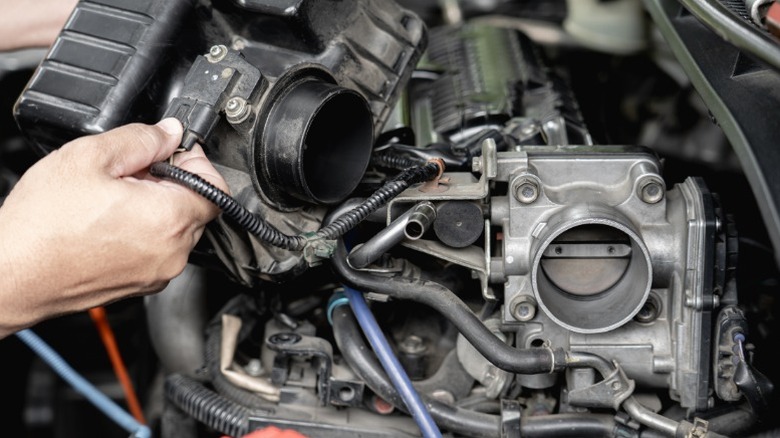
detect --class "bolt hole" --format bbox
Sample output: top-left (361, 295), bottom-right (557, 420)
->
top-left (554, 246), bottom-right (562, 255)
top-left (339, 386), bottom-right (356, 402)
top-left (530, 338), bottom-right (545, 348)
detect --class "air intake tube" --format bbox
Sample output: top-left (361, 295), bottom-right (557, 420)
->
top-left (260, 77), bottom-right (374, 205)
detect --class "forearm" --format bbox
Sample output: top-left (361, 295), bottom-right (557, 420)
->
top-left (0, 220), bottom-right (32, 338)
top-left (0, 0), bottom-right (77, 51)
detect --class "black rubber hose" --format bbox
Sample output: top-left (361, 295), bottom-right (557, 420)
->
top-left (149, 161), bottom-right (441, 251)
top-left (521, 414), bottom-right (619, 438)
top-left (331, 306), bottom-right (502, 438)
top-left (333, 307), bottom-right (620, 438)
top-left (330, 237), bottom-right (564, 374)
top-left (164, 373), bottom-right (250, 438)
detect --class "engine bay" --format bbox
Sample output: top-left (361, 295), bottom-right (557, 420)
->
top-left (2, 0), bottom-right (780, 437)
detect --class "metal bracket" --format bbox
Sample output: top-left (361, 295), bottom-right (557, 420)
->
top-left (500, 399), bottom-right (522, 438)
top-left (567, 362), bottom-right (635, 410)
top-left (163, 45), bottom-right (263, 150)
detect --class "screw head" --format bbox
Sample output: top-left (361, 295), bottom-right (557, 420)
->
top-left (639, 179), bottom-right (664, 204)
top-left (225, 96), bottom-right (250, 124)
top-left (207, 44), bottom-right (228, 62)
top-left (511, 295), bottom-right (537, 322)
top-left (513, 177), bottom-right (539, 204)
top-left (400, 335), bottom-right (426, 355)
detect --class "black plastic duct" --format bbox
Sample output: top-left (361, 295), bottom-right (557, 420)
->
top-left (261, 78), bottom-right (374, 205)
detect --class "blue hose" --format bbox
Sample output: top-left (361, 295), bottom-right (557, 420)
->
top-left (342, 286), bottom-right (442, 438)
top-left (16, 329), bottom-right (151, 438)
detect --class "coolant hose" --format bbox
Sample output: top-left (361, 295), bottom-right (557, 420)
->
top-left (331, 305), bottom-right (502, 437)
top-left (149, 160), bottom-right (442, 252)
top-left (16, 329), bottom-right (151, 438)
top-left (342, 286), bottom-right (441, 438)
top-left (165, 373), bottom-right (250, 438)
top-left (331, 307), bottom-right (620, 438)
top-left (330, 236), bottom-right (564, 374)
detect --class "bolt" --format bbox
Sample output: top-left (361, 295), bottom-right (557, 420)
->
top-left (520, 123), bottom-right (537, 137)
top-left (611, 381), bottom-right (622, 391)
top-left (207, 44), bottom-right (228, 63)
top-left (513, 177), bottom-right (539, 204)
top-left (244, 359), bottom-right (263, 377)
top-left (225, 96), bottom-right (250, 124)
top-left (639, 179), bottom-right (664, 204)
top-left (399, 335), bottom-right (426, 355)
top-left (635, 293), bottom-right (661, 324)
top-left (472, 156), bottom-right (483, 173)
top-left (510, 295), bottom-right (537, 322)
top-left (268, 332), bottom-right (301, 346)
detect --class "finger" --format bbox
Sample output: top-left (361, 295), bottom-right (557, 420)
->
top-left (78, 119), bottom-right (183, 178)
top-left (172, 145), bottom-right (230, 194)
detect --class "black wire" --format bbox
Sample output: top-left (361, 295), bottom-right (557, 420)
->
top-left (150, 162), bottom-right (305, 250)
top-left (149, 161), bottom-right (441, 252)
top-left (371, 153), bottom-right (425, 170)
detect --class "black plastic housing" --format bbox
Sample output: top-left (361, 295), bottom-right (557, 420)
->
top-left (14, 0), bottom-right (426, 209)
top-left (14, 0), bottom-right (195, 154)
top-left (12, 0), bottom-right (427, 284)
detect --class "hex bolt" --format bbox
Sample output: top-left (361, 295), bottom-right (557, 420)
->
top-left (510, 295), bottom-right (537, 322)
top-left (225, 96), bottom-right (250, 124)
top-left (399, 335), bottom-right (426, 355)
top-left (207, 44), bottom-right (228, 63)
top-left (244, 359), bottom-right (263, 377)
top-left (639, 178), bottom-right (664, 204)
top-left (513, 177), bottom-right (539, 204)
top-left (520, 123), bottom-right (537, 137)
top-left (472, 156), bottom-right (483, 173)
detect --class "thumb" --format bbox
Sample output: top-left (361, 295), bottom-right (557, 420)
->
top-left (81, 118), bottom-right (184, 178)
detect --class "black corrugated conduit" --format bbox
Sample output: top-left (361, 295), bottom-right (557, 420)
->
top-left (164, 373), bottom-right (250, 438)
top-left (149, 160), bottom-right (442, 251)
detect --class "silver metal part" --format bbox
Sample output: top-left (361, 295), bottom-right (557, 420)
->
top-left (392, 141), bottom-right (712, 413)
top-left (404, 202), bottom-right (437, 240)
top-left (207, 44), bottom-right (228, 63)
top-left (225, 96), bottom-right (250, 124)
top-left (348, 201), bottom-right (436, 269)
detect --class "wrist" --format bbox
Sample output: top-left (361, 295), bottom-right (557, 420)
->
top-left (0, 213), bottom-right (35, 338)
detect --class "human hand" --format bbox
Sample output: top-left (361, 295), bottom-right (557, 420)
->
top-left (0, 0), bottom-right (78, 51)
top-left (0, 118), bottom-right (227, 337)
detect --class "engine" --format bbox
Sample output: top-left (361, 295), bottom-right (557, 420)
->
top-left (9, 0), bottom-right (776, 437)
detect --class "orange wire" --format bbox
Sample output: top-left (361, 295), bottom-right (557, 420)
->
top-left (88, 306), bottom-right (147, 424)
